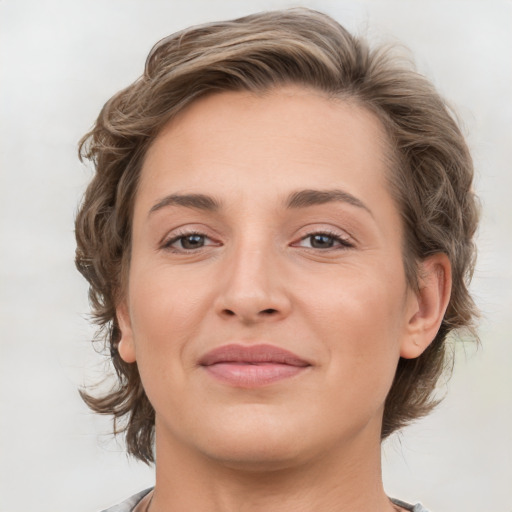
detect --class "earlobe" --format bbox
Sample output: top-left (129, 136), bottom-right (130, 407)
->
top-left (400, 253), bottom-right (452, 359)
top-left (116, 302), bottom-right (137, 363)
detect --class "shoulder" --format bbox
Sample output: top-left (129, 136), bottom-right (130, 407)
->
top-left (391, 498), bottom-right (431, 512)
top-left (99, 488), bottom-right (153, 512)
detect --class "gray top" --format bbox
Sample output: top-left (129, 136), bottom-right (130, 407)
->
top-left (100, 488), bottom-right (152, 512)
top-left (100, 489), bottom-right (430, 512)
top-left (391, 498), bottom-right (431, 512)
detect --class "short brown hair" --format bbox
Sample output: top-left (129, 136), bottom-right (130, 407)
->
top-left (76, 8), bottom-right (479, 464)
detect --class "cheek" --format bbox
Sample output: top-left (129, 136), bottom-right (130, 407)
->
top-left (126, 267), bottom-right (206, 408)
top-left (300, 263), bottom-right (407, 373)
top-left (311, 266), bottom-right (405, 331)
top-left (127, 264), bottom-right (210, 360)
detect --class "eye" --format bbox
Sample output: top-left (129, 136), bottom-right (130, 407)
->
top-left (295, 232), bottom-right (353, 250)
top-left (163, 232), bottom-right (218, 252)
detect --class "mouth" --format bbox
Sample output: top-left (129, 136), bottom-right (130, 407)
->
top-left (199, 344), bottom-right (311, 388)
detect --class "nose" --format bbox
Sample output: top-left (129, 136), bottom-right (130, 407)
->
top-left (214, 245), bottom-right (292, 324)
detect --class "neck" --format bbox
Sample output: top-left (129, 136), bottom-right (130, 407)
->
top-left (150, 418), bottom-right (397, 512)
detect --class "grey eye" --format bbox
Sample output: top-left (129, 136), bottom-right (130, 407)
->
top-left (309, 234), bottom-right (335, 249)
top-left (179, 234), bottom-right (205, 249)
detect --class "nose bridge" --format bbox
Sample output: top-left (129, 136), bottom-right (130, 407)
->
top-left (231, 244), bottom-right (272, 294)
top-left (216, 231), bottom-right (290, 322)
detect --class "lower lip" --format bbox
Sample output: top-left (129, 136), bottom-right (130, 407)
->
top-left (202, 362), bottom-right (308, 387)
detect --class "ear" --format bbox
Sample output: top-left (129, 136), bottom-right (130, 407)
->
top-left (116, 301), bottom-right (137, 363)
top-left (400, 253), bottom-right (452, 359)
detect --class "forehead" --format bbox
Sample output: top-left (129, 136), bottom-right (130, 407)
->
top-left (137, 86), bottom-right (393, 210)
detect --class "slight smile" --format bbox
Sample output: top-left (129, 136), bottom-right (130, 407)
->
top-left (199, 344), bottom-right (312, 388)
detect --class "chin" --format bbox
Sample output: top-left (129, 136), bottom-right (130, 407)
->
top-left (191, 410), bottom-right (315, 470)
top-left (202, 439), bottom-right (307, 473)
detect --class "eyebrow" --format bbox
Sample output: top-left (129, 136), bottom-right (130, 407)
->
top-left (148, 188), bottom-right (372, 217)
top-left (285, 189), bottom-right (373, 216)
top-left (149, 193), bottom-right (222, 216)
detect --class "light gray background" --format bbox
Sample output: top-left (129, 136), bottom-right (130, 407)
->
top-left (1, 1), bottom-right (511, 511)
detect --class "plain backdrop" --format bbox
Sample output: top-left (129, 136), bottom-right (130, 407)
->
top-left (1, 1), bottom-right (511, 511)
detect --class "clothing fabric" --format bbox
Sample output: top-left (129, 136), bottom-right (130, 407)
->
top-left (100, 488), bottom-right (152, 512)
top-left (100, 489), bottom-right (430, 512)
top-left (391, 497), bottom-right (430, 512)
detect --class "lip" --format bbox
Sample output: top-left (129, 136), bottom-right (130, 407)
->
top-left (199, 344), bottom-right (311, 388)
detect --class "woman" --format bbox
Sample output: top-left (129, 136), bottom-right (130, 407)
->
top-left (75, 8), bottom-right (479, 512)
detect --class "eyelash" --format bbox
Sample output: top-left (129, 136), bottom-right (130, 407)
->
top-left (162, 230), bottom-right (217, 253)
top-left (162, 229), bottom-right (353, 253)
top-left (295, 230), bottom-right (354, 250)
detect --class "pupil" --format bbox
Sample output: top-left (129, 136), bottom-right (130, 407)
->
top-left (182, 234), bottom-right (204, 249)
top-left (311, 234), bottom-right (333, 248)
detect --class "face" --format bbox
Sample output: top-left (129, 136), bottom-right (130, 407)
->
top-left (117, 86), bottom-right (423, 469)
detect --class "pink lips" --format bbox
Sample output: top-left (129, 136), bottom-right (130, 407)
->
top-left (199, 344), bottom-right (311, 388)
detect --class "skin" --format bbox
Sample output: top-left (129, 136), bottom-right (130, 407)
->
top-left (117, 86), bottom-right (451, 512)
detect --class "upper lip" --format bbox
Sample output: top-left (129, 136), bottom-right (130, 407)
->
top-left (199, 344), bottom-right (311, 367)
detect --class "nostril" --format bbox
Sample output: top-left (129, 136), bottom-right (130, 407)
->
top-left (220, 307), bottom-right (279, 319)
